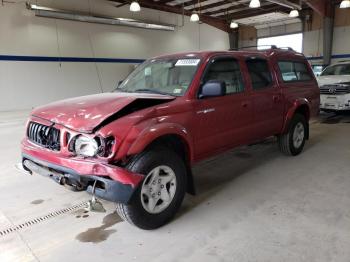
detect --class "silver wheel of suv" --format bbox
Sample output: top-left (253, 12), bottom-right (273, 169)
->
top-left (140, 165), bottom-right (177, 214)
top-left (293, 122), bottom-right (305, 149)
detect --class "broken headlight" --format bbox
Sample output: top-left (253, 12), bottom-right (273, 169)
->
top-left (74, 135), bottom-right (99, 157)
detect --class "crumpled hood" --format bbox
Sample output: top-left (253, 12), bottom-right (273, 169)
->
top-left (32, 92), bottom-right (174, 133)
top-left (317, 75), bottom-right (350, 86)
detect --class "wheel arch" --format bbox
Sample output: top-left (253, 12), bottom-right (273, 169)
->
top-left (282, 99), bottom-right (310, 139)
top-left (126, 124), bottom-right (196, 195)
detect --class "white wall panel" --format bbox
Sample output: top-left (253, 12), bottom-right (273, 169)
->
top-left (303, 30), bottom-right (323, 60)
top-left (303, 26), bottom-right (350, 65)
top-left (0, 1), bottom-right (229, 111)
top-left (332, 26), bottom-right (350, 55)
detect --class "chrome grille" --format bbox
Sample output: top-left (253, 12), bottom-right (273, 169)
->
top-left (27, 122), bottom-right (61, 151)
top-left (320, 84), bottom-right (350, 95)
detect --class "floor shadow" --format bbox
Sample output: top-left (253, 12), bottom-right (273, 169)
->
top-left (176, 129), bottom-right (324, 220)
top-left (318, 111), bottom-right (350, 124)
top-left (176, 139), bottom-right (282, 218)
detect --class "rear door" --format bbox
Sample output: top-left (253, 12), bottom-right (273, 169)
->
top-left (193, 56), bottom-right (253, 160)
top-left (245, 57), bottom-right (284, 140)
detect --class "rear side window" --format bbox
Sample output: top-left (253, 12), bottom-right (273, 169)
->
top-left (246, 58), bottom-right (272, 90)
top-left (278, 61), bottom-right (313, 82)
top-left (203, 58), bottom-right (244, 94)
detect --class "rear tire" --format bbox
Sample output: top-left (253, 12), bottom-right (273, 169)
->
top-left (278, 114), bottom-right (307, 156)
top-left (116, 148), bottom-right (187, 230)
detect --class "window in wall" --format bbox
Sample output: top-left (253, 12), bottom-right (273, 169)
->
top-left (203, 58), bottom-right (245, 94)
top-left (278, 61), bottom-right (313, 82)
top-left (246, 58), bottom-right (272, 90)
top-left (257, 33), bottom-right (303, 53)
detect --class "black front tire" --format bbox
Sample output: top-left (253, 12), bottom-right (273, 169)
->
top-left (116, 148), bottom-right (187, 230)
top-left (278, 113), bottom-right (307, 156)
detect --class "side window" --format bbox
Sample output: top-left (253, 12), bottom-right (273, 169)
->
top-left (246, 58), bottom-right (272, 90)
top-left (278, 61), bottom-right (313, 82)
top-left (340, 64), bottom-right (350, 75)
top-left (203, 58), bottom-right (244, 94)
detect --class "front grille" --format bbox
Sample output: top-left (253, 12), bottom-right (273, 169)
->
top-left (320, 84), bottom-right (350, 95)
top-left (27, 122), bottom-right (61, 151)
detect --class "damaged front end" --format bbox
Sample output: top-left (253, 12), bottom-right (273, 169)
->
top-left (18, 92), bottom-right (175, 204)
top-left (19, 115), bottom-right (145, 204)
top-left (17, 155), bottom-right (141, 204)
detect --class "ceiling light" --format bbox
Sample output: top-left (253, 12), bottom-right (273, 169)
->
top-left (130, 1), bottom-right (141, 12)
top-left (340, 0), bottom-right (350, 8)
top-left (289, 9), bottom-right (299, 17)
top-left (230, 21), bottom-right (239, 28)
top-left (190, 12), bottom-right (199, 22)
top-left (249, 0), bottom-right (260, 8)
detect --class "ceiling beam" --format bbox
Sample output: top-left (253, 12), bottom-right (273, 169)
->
top-left (304, 0), bottom-right (333, 17)
top-left (188, 1), bottom-right (247, 12)
top-left (173, 0), bottom-right (209, 9)
top-left (206, 3), bottom-right (277, 16)
top-left (180, 0), bottom-right (231, 11)
top-left (110, 0), bottom-right (231, 32)
top-left (265, 0), bottom-right (301, 9)
top-left (155, 0), bottom-right (175, 4)
top-left (217, 5), bottom-right (290, 20)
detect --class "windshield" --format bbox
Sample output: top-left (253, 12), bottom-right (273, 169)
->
top-left (115, 58), bottom-right (201, 96)
top-left (321, 64), bottom-right (350, 76)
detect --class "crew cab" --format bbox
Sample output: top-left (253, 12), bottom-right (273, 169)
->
top-left (318, 61), bottom-right (350, 112)
top-left (18, 47), bottom-right (320, 229)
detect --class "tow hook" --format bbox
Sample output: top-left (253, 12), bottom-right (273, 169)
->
top-left (86, 181), bottom-right (106, 213)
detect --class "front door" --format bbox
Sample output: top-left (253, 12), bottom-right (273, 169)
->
top-left (193, 56), bottom-right (253, 160)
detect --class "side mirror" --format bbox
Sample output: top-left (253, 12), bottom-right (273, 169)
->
top-left (199, 80), bottom-right (226, 99)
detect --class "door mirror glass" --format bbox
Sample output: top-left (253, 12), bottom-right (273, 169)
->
top-left (199, 80), bottom-right (226, 99)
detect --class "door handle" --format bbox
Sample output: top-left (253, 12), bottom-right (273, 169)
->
top-left (241, 102), bottom-right (248, 108)
top-left (273, 95), bottom-right (280, 102)
top-left (196, 108), bottom-right (215, 114)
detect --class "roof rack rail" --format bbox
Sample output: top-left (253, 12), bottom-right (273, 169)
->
top-left (277, 47), bottom-right (295, 51)
top-left (229, 45), bottom-right (295, 52)
top-left (229, 45), bottom-right (277, 51)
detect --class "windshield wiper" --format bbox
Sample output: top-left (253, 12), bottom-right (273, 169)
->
top-left (133, 88), bottom-right (170, 96)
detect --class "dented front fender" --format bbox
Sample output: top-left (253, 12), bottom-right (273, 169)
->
top-left (116, 122), bottom-right (194, 161)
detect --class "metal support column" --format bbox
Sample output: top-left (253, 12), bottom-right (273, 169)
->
top-left (229, 30), bottom-right (239, 50)
top-left (323, 1), bottom-right (335, 66)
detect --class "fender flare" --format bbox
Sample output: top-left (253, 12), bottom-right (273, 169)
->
top-left (124, 122), bottom-right (194, 161)
top-left (281, 98), bottom-right (311, 134)
top-left (121, 122), bottom-right (196, 195)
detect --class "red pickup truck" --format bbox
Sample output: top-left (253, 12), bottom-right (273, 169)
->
top-left (19, 48), bottom-right (320, 229)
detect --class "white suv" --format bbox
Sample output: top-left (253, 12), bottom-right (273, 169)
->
top-left (318, 61), bottom-right (350, 112)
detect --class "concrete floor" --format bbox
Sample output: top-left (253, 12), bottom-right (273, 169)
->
top-left (0, 111), bottom-right (350, 262)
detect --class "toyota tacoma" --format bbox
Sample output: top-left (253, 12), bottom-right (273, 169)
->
top-left (18, 47), bottom-right (320, 229)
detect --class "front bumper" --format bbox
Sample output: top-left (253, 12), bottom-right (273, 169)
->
top-left (20, 137), bottom-right (144, 204)
top-left (320, 94), bottom-right (350, 111)
top-left (19, 154), bottom-right (141, 204)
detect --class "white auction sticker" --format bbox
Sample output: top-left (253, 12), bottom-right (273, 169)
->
top-left (173, 88), bottom-right (182, 94)
top-left (175, 59), bottom-right (200, 66)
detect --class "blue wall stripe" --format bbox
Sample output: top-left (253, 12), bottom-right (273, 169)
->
top-left (1, 53), bottom-right (350, 63)
top-left (0, 55), bottom-right (145, 63)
